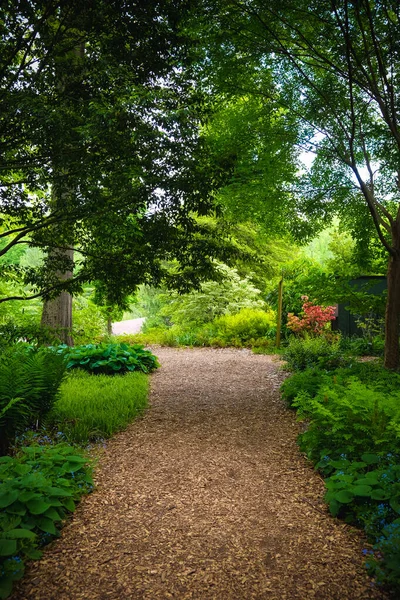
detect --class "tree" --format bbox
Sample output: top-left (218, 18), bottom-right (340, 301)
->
top-left (0, 1), bottom-right (226, 342)
top-left (198, 0), bottom-right (400, 368)
top-left (202, 94), bottom-right (300, 235)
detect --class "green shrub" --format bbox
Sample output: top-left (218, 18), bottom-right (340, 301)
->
top-left (0, 443), bottom-right (93, 599)
top-left (368, 522), bottom-right (400, 593)
top-left (252, 340), bottom-right (281, 354)
top-left (0, 347), bottom-right (66, 455)
top-left (49, 371), bottom-right (149, 444)
top-left (332, 361), bottom-right (399, 393)
top-left (283, 335), bottom-right (350, 371)
top-left (280, 367), bottom-right (331, 407)
top-left (319, 455), bottom-right (400, 593)
top-left (294, 379), bottom-right (400, 461)
top-left (55, 343), bottom-right (159, 375)
top-left (283, 357), bottom-right (400, 592)
top-left (320, 456), bottom-right (400, 517)
top-left (281, 361), bottom-right (399, 409)
top-left (205, 308), bottom-right (276, 345)
top-left (72, 297), bottom-right (106, 345)
top-left (114, 314), bottom-right (278, 349)
top-left (155, 264), bottom-right (266, 329)
top-left (0, 322), bottom-right (60, 350)
top-left (339, 335), bottom-right (385, 357)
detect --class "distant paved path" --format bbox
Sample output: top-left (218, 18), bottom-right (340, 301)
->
top-left (112, 317), bottom-right (145, 335)
top-left (11, 348), bottom-right (387, 600)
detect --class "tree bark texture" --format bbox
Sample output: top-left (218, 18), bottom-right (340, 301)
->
top-left (41, 247), bottom-right (74, 346)
top-left (107, 315), bottom-right (112, 336)
top-left (384, 253), bottom-right (400, 369)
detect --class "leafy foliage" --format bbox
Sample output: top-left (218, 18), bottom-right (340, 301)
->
top-left (282, 349), bottom-right (400, 592)
top-left (282, 336), bottom-right (350, 371)
top-left (0, 444), bottom-right (93, 599)
top-left (339, 335), bottom-right (385, 358)
top-left (199, 308), bottom-right (276, 346)
top-left (72, 297), bottom-right (106, 345)
top-left (202, 94), bottom-right (299, 235)
top-left (143, 263), bottom-right (266, 331)
top-left (287, 296), bottom-right (336, 336)
top-left (0, 347), bottom-right (66, 455)
top-left (124, 307), bottom-right (276, 349)
top-left (55, 343), bottom-right (159, 376)
top-left (49, 371), bottom-right (149, 444)
top-left (0, 1), bottom-right (234, 311)
top-left (280, 368), bottom-right (331, 408)
top-left (0, 323), bottom-right (60, 350)
top-left (294, 380), bottom-right (400, 461)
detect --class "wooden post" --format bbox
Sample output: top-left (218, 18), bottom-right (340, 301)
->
top-left (276, 274), bottom-right (284, 348)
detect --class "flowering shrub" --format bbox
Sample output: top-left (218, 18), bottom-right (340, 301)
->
top-left (287, 296), bottom-right (336, 335)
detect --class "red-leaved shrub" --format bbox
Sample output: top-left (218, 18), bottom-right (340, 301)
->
top-left (287, 296), bottom-right (336, 335)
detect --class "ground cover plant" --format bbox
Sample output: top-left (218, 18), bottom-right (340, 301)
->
top-left (0, 346), bottom-right (66, 456)
top-left (55, 343), bottom-right (159, 375)
top-left (0, 337), bottom-right (156, 597)
top-left (49, 371), bottom-right (149, 445)
top-left (281, 354), bottom-right (400, 593)
top-left (0, 443), bottom-right (93, 599)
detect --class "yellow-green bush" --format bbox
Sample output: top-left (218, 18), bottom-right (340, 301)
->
top-left (112, 310), bottom-right (277, 349)
top-left (207, 308), bottom-right (276, 345)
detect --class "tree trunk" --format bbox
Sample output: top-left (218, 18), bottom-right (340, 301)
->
top-left (384, 253), bottom-right (400, 369)
top-left (107, 314), bottom-right (112, 336)
top-left (41, 247), bottom-right (74, 346)
top-left (40, 42), bottom-right (84, 347)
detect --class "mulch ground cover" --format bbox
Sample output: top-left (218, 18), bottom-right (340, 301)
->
top-left (11, 348), bottom-right (389, 599)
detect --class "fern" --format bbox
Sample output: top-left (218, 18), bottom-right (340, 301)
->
top-left (293, 379), bottom-right (400, 460)
top-left (0, 346), bottom-right (66, 455)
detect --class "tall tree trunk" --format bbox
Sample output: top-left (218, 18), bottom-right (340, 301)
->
top-left (384, 253), bottom-right (400, 369)
top-left (41, 247), bottom-right (74, 345)
top-left (40, 42), bottom-right (84, 347)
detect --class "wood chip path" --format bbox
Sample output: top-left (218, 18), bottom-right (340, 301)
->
top-left (11, 348), bottom-right (389, 600)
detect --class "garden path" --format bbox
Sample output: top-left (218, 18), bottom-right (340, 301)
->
top-left (11, 348), bottom-right (388, 600)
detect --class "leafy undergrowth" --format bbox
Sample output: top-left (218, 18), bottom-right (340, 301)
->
top-left (112, 308), bottom-right (277, 350)
top-left (0, 444), bottom-right (93, 599)
top-left (281, 359), bottom-right (400, 593)
top-left (0, 340), bottom-right (156, 598)
top-left (54, 343), bottom-right (159, 375)
top-left (0, 345), bottom-right (66, 456)
top-left (49, 370), bottom-right (149, 444)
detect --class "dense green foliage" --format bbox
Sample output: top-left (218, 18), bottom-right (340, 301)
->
top-left (295, 381), bottom-right (400, 460)
top-left (282, 357), bottom-right (400, 591)
top-left (0, 1), bottom-right (239, 311)
top-left (282, 336), bottom-right (350, 371)
top-left (72, 297), bottom-right (106, 345)
top-left (198, 308), bottom-right (276, 347)
top-left (50, 371), bottom-right (148, 444)
top-left (0, 444), bottom-right (93, 599)
top-left (56, 343), bottom-right (159, 375)
top-left (0, 347), bottom-right (66, 455)
top-left (149, 263), bottom-right (266, 329)
top-left (193, 0), bottom-right (400, 368)
top-left (124, 307), bottom-right (276, 349)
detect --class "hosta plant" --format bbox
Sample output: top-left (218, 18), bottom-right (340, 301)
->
top-left (54, 343), bottom-right (159, 375)
top-left (0, 443), bottom-right (93, 599)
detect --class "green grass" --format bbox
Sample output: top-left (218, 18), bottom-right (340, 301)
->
top-left (49, 370), bottom-right (149, 444)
